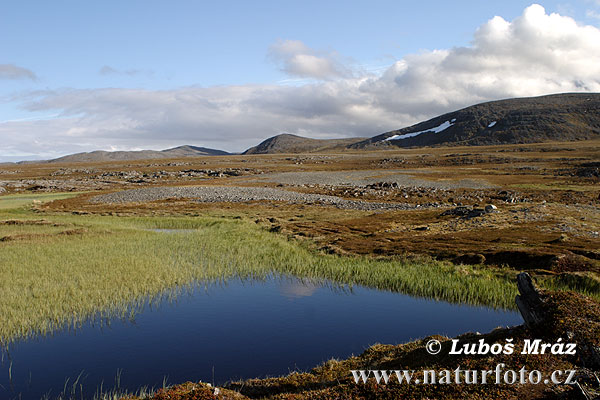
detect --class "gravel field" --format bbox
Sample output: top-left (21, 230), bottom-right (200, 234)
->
top-left (91, 185), bottom-right (427, 211)
top-left (248, 170), bottom-right (495, 189)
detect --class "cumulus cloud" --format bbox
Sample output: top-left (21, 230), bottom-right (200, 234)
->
top-left (2, 4), bottom-right (600, 160)
top-left (0, 64), bottom-right (37, 80)
top-left (361, 3), bottom-right (600, 116)
top-left (269, 39), bottom-right (352, 80)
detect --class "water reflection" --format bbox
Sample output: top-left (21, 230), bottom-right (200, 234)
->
top-left (1, 276), bottom-right (522, 399)
top-left (279, 279), bottom-right (320, 299)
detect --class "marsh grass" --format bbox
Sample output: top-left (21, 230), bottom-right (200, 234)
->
top-left (38, 369), bottom-right (159, 400)
top-left (510, 183), bottom-right (599, 192)
top-left (0, 193), bottom-right (589, 344)
top-left (0, 192), bottom-right (79, 210)
top-left (538, 273), bottom-right (600, 302)
top-left (0, 210), bottom-right (517, 343)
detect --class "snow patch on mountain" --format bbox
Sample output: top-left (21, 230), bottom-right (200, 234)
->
top-left (385, 120), bottom-right (454, 141)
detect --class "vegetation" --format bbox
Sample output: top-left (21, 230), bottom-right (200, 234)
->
top-left (1, 193), bottom-right (597, 346)
top-left (0, 194), bottom-right (519, 344)
top-left (0, 191), bottom-right (79, 210)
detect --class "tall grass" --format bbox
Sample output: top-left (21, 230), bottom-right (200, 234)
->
top-left (0, 206), bottom-right (522, 344)
top-left (39, 369), bottom-right (160, 400)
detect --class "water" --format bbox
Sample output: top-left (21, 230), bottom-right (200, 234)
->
top-left (1, 277), bottom-right (522, 399)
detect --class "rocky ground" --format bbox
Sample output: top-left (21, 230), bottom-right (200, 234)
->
top-left (248, 169), bottom-right (495, 189)
top-left (23, 140), bottom-right (597, 275)
top-left (91, 185), bottom-right (428, 211)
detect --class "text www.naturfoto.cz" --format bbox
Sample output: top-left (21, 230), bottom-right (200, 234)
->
top-left (351, 364), bottom-right (576, 385)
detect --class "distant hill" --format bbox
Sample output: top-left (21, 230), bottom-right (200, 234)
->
top-left (350, 93), bottom-right (600, 149)
top-left (243, 134), bottom-right (365, 154)
top-left (44, 145), bottom-right (230, 163)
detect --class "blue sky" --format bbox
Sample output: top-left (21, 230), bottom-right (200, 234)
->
top-left (1, 1), bottom-right (600, 160)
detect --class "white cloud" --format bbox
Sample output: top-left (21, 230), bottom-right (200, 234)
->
top-left (0, 64), bottom-right (37, 80)
top-left (268, 39), bottom-right (352, 80)
top-left (587, 9), bottom-right (600, 19)
top-left (2, 4), bottom-right (600, 160)
top-left (99, 65), bottom-right (147, 76)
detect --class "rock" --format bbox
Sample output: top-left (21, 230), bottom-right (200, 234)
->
top-left (515, 273), bottom-right (545, 329)
top-left (484, 204), bottom-right (497, 213)
top-left (548, 234), bottom-right (569, 244)
top-left (497, 190), bottom-right (518, 203)
top-left (440, 206), bottom-right (472, 217)
top-left (91, 186), bottom-right (422, 212)
top-left (467, 208), bottom-right (486, 218)
top-left (440, 205), bottom-right (489, 219)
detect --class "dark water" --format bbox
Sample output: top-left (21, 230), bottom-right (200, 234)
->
top-left (1, 277), bottom-right (522, 399)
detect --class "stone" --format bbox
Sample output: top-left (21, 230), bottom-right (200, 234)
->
top-left (467, 208), bottom-right (486, 218)
top-left (515, 273), bottom-right (545, 329)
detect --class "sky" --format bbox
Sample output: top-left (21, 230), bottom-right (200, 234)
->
top-left (1, 1), bottom-right (600, 161)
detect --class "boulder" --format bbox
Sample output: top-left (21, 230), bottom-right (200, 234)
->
top-left (484, 204), bottom-right (498, 213)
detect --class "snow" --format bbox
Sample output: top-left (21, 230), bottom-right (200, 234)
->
top-left (385, 120), bottom-right (454, 141)
top-left (488, 121), bottom-right (497, 128)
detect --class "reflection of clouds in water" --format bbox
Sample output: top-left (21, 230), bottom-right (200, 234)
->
top-left (279, 280), bottom-right (319, 299)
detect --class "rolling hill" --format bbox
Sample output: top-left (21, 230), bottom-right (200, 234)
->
top-left (44, 145), bottom-right (230, 163)
top-left (351, 93), bottom-right (600, 149)
top-left (243, 134), bottom-right (365, 154)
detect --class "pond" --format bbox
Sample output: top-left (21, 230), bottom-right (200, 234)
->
top-left (1, 276), bottom-right (522, 399)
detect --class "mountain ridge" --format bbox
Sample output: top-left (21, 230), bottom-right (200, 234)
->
top-left (350, 93), bottom-right (600, 149)
top-left (243, 133), bottom-right (365, 154)
top-left (40, 145), bottom-right (230, 163)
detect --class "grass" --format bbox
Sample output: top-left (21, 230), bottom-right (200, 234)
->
top-left (0, 192), bottom-right (595, 344)
top-left (509, 183), bottom-right (599, 191)
top-left (0, 192), bottom-right (80, 209)
top-left (39, 370), bottom-right (160, 400)
top-left (538, 272), bottom-right (600, 300)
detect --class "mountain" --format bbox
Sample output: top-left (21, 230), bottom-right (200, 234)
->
top-left (243, 134), bottom-right (365, 154)
top-left (45, 145), bottom-right (230, 163)
top-left (350, 93), bottom-right (600, 149)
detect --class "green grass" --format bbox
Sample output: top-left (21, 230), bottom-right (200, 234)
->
top-left (510, 183), bottom-right (598, 192)
top-left (0, 192), bottom-right (591, 344)
top-left (538, 272), bottom-right (600, 300)
top-left (0, 191), bottom-right (79, 209)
